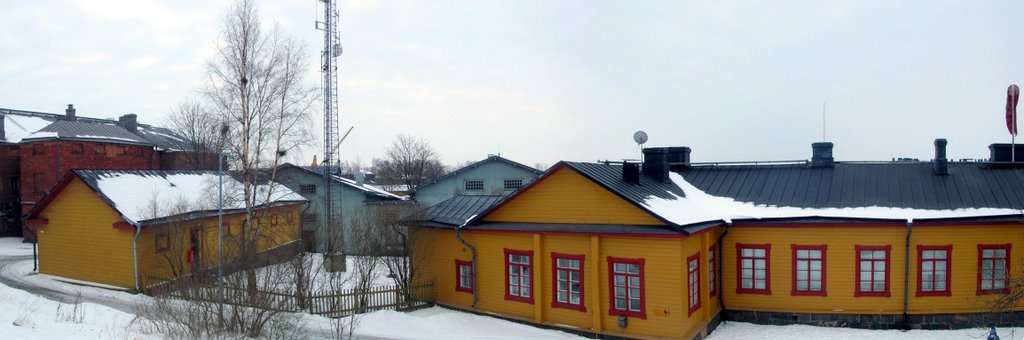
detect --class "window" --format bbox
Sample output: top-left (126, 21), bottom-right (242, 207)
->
top-left (117, 146), bottom-right (127, 156)
top-left (94, 144), bottom-right (106, 155)
top-left (792, 245), bottom-right (827, 296)
top-left (455, 259), bottom-right (473, 293)
top-left (71, 143), bottom-right (83, 154)
top-left (464, 179), bottom-right (484, 191)
top-left (978, 244), bottom-right (1011, 294)
top-left (299, 184), bottom-right (317, 194)
top-left (709, 245), bottom-right (717, 297)
top-left (155, 232), bottom-right (169, 253)
top-left (503, 178), bottom-right (524, 191)
top-left (687, 253), bottom-right (701, 315)
top-left (32, 144), bottom-right (43, 156)
top-left (504, 249), bottom-right (533, 303)
top-left (917, 245), bottom-right (951, 297)
top-left (286, 212), bottom-right (294, 223)
top-left (271, 213), bottom-right (279, 226)
top-left (855, 245), bottom-right (891, 297)
top-left (736, 243), bottom-right (770, 294)
top-left (608, 257), bottom-right (645, 318)
top-left (551, 253), bottom-right (585, 311)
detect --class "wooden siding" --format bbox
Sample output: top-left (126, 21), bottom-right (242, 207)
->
top-left (37, 178), bottom-right (135, 288)
top-left (413, 227), bottom-right (721, 339)
top-left (722, 225), bottom-right (1024, 315)
top-left (483, 167), bottom-right (662, 225)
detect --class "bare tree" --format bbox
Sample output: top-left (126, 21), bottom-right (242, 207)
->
top-left (372, 135), bottom-right (445, 189)
top-left (164, 99), bottom-right (220, 169)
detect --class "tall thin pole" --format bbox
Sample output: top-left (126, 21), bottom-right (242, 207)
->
top-left (217, 146), bottom-right (224, 323)
top-left (822, 102), bottom-right (826, 142)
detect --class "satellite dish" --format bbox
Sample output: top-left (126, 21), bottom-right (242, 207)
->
top-left (633, 131), bottom-right (648, 145)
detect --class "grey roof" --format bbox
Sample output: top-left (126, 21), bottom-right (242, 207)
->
top-left (680, 162), bottom-right (1024, 210)
top-left (564, 162), bottom-right (685, 201)
top-left (421, 195), bottom-right (504, 226)
top-left (420, 221), bottom-right (683, 235)
top-left (410, 155), bottom-right (542, 193)
top-left (29, 120), bottom-right (152, 145)
top-left (276, 163), bottom-right (406, 200)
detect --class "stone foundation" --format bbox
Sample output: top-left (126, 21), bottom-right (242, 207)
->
top-left (723, 309), bottom-right (1024, 330)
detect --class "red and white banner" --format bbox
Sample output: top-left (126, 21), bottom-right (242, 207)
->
top-left (1008, 84), bottom-right (1019, 136)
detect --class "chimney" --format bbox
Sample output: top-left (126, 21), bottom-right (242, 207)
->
top-left (810, 142), bottom-right (834, 167)
top-left (933, 138), bottom-right (949, 175)
top-left (119, 114), bottom-right (138, 133)
top-left (642, 147), bottom-right (689, 183)
top-left (355, 171), bottom-right (365, 186)
top-left (622, 162), bottom-right (640, 185)
top-left (65, 104), bottom-right (76, 121)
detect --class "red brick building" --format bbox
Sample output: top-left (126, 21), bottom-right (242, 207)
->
top-left (0, 105), bottom-right (217, 238)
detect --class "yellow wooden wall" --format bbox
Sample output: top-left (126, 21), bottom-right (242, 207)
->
top-left (483, 166), bottom-right (663, 225)
top-left (37, 178), bottom-right (135, 288)
top-left (722, 225), bottom-right (1024, 315)
top-left (37, 176), bottom-right (302, 289)
top-left (413, 227), bottom-right (721, 339)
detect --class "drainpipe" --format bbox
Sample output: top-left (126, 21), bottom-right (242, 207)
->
top-left (133, 222), bottom-right (142, 292)
top-left (716, 221), bottom-right (732, 309)
top-left (902, 219), bottom-right (913, 327)
top-left (455, 215), bottom-right (478, 307)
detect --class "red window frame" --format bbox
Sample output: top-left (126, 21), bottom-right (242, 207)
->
top-left (550, 253), bottom-right (586, 312)
top-left (978, 244), bottom-right (1011, 295)
top-left (709, 245), bottom-right (717, 298)
top-left (286, 211), bottom-right (294, 223)
top-left (916, 245), bottom-right (952, 297)
top-left (791, 244), bottom-right (827, 296)
top-left (607, 256), bottom-right (646, 319)
top-left (155, 232), bottom-right (170, 253)
top-left (736, 243), bottom-right (771, 295)
top-left (504, 248), bottom-right (534, 304)
top-left (455, 259), bottom-right (473, 293)
top-left (271, 213), bottom-right (279, 226)
top-left (687, 252), bottom-right (701, 316)
top-left (855, 245), bottom-right (891, 297)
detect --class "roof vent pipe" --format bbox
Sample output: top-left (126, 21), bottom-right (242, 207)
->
top-left (933, 138), bottom-right (949, 175)
top-left (65, 104), bottom-right (77, 121)
top-left (810, 142), bottom-right (834, 167)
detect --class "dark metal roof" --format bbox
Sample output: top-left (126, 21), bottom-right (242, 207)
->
top-left (679, 162), bottom-right (1024, 210)
top-left (564, 162), bottom-right (685, 202)
top-left (422, 195), bottom-right (504, 226)
top-left (410, 155), bottom-right (542, 193)
top-left (30, 120), bottom-right (153, 145)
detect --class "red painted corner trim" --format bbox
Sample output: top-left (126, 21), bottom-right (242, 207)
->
top-left (454, 259), bottom-right (473, 293)
top-left (790, 244), bottom-right (828, 297)
top-left (915, 245), bottom-right (953, 297)
top-left (854, 245), bottom-right (892, 297)
top-left (735, 243), bottom-right (772, 295)
top-left (112, 221), bottom-right (135, 231)
top-left (550, 252), bottom-right (586, 312)
top-left (25, 219), bottom-right (49, 226)
top-left (977, 244), bottom-right (1012, 295)
top-left (607, 256), bottom-right (647, 319)
top-left (503, 248), bottom-right (535, 304)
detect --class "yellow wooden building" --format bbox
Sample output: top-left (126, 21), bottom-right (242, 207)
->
top-left (25, 170), bottom-right (306, 291)
top-left (409, 142), bottom-right (1024, 339)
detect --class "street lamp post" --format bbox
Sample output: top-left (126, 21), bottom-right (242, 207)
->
top-left (217, 123), bottom-right (229, 324)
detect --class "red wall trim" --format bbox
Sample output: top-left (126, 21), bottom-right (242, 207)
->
top-left (854, 245), bottom-right (892, 297)
top-left (550, 252), bottom-right (586, 312)
top-left (464, 228), bottom-right (686, 239)
top-left (709, 244), bottom-right (717, 298)
top-left (977, 244), bottom-right (1012, 295)
top-left (687, 252), bottom-right (701, 316)
top-left (454, 259), bottom-right (473, 293)
top-left (790, 244), bottom-right (828, 297)
top-left (112, 221), bottom-right (135, 231)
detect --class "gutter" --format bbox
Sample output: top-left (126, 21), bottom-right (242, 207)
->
top-left (716, 221), bottom-right (732, 309)
top-left (455, 215), bottom-right (479, 307)
top-left (132, 222), bottom-right (142, 292)
top-left (902, 219), bottom-right (913, 327)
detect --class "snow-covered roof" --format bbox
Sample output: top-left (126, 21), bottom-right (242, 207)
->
top-left (66, 170), bottom-right (306, 225)
top-left (0, 107), bottom-right (189, 150)
top-left (333, 175), bottom-right (408, 200)
top-left (4, 114), bottom-right (56, 143)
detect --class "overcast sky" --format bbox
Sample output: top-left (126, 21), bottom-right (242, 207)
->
top-left (2, 1), bottom-right (1024, 168)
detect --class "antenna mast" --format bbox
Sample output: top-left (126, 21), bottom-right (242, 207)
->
top-left (317, 0), bottom-right (342, 255)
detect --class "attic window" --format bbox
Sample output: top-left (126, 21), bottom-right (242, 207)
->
top-left (300, 184), bottom-right (317, 194)
top-left (94, 145), bottom-right (106, 155)
top-left (155, 232), bottom-right (170, 253)
top-left (71, 143), bottom-right (84, 155)
top-left (503, 178), bottom-right (523, 191)
top-left (117, 146), bottom-right (127, 156)
top-left (32, 144), bottom-right (43, 156)
top-left (464, 179), bottom-right (484, 191)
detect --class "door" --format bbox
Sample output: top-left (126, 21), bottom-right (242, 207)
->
top-left (189, 227), bottom-right (203, 273)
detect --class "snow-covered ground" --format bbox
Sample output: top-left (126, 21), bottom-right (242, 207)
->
top-left (708, 321), bottom-right (1023, 340)
top-left (0, 237), bottom-right (33, 256)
